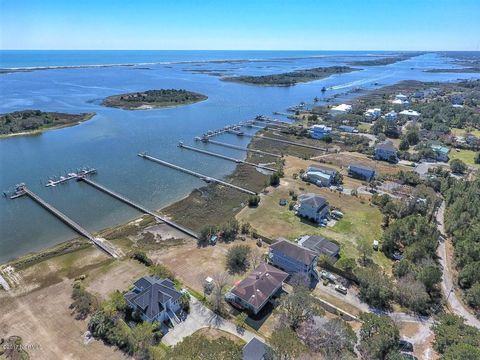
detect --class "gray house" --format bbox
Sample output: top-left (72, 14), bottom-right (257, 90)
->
top-left (124, 276), bottom-right (183, 324)
top-left (226, 262), bottom-right (288, 315)
top-left (348, 164), bottom-right (376, 181)
top-left (374, 140), bottom-right (398, 163)
top-left (243, 338), bottom-right (269, 360)
top-left (297, 193), bottom-right (329, 223)
top-left (298, 235), bottom-right (340, 259)
top-left (269, 238), bottom-right (319, 279)
top-left (303, 166), bottom-right (337, 187)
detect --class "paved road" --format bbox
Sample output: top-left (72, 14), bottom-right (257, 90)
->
top-left (162, 297), bottom-right (260, 346)
top-left (436, 201), bottom-right (480, 329)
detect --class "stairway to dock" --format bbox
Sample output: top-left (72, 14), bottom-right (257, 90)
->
top-left (79, 177), bottom-right (198, 239)
top-left (138, 153), bottom-right (258, 196)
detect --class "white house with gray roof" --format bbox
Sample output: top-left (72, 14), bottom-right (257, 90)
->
top-left (297, 193), bottom-right (329, 223)
top-left (124, 276), bottom-right (183, 325)
top-left (269, 238), bottom-right (319, 279)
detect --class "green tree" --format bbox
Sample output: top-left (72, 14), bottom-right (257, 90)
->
top-left (466, 283), bottom-right (480, 308)
top-left (267, 327), bottom-right (306, 360)
top-left (248, 195), bottom-right (260, 207)
top-left (167, 334), bottom-right (242, 359)
top-left (444, 343), bottom-right (480, 360)
top-left (475, 152), bottom-right (480, 164)
top-left (357, 239), bottom-right (373, 266)
top-left (357, 267), bottom-right (394, 309)
top-left (270, 172), bottom-right (281, 186)
top-left (399, 138), bottom-right (410, 151)
top-left (450, 158), bottom-right (468, 174)
top-left (406, 127), bottom-right (420, 145)
top-left (359, 313), bottom-right (399, 360)
top-left (277, 287), bottom-right (321, 329)
top-left (433, 314), bottom-right (480, 354)
top-left (226, 244), bottom-right (251, 273)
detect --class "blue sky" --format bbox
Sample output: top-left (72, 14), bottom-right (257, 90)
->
top-left (1, 0), bottom-right (479, 50)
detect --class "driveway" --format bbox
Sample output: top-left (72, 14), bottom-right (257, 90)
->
top-left (436, 201), bottom-right (480, 329)
top-left (162, 297), bottom-right (260, 346)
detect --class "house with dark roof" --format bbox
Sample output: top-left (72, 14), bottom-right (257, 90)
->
top-left (297, 193), bottom-right (329, 223)
top-left (225, 263), bottom-right (288, 315)
top-left (242, 338), bottom-right (269, 360)
top-left (348, 164), bottom-right (376, 181)
top-left (298, 235), bottom-right (340, 259)
top-left (374, 140), bottom-right (398, 163)
top-left (124, 276), bottom-right (183, 324)
top-left (269, 238), bottom-right (319, 279)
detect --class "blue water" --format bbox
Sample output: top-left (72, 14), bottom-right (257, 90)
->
top-left (0, 51), bottom-right (479, 263)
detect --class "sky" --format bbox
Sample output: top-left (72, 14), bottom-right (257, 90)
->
top-left (1, 0), bottom-right (479, 51)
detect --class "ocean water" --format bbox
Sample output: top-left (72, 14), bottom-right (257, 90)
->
top-left (0, 50), bottom-right (479, 263)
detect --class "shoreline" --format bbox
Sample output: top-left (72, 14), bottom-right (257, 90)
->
top-left (0, 112), bottom-right (96, 139)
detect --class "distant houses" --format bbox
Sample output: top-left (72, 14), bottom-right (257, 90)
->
top-left (303, 165), bottom-right (338, 187)
top-left (269, 238), bottom-right (319, 280)
top-left (399, 109), bottom-right (421, 118)
top-left (124, 276), bottom-right (183, 324)
top-left (392, 94), bottom-right (409, 105)
top-left (348, 164), bottom-right (376, 181)
top-left (298, 235), bottom-right (340, 259)
top-left (374, 140), bottom-right (398, 163)
top-left (330, 104), bottom-right (352, 116)
top-left (310, 124), bottom-right (332, 139)
top-left (225, 262), bottom-right (288, 315)
top-left (431, 144), bottom-right (450, 162)
top-left (297, 193), bottom-right (330, 223)
top-left (364, 108), bottom-right (381, 121)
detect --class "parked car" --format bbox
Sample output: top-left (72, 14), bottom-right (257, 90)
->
top-left (320, 270), bottom-right (337, 283)
top-left (392, 251), bottom-right (403, 261)
top-left (335, 284), bottom-right (348, 295)
top-left (372, 240), bottom-right (379, 251)
top-left (398, 339), bottom-right (414, 352)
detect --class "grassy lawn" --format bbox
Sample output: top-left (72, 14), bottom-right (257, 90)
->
top-left (236, 158), bottom-right (391, 272)
top-left (449, 149), bottom-right (479, 168)
top-left (450, 127), bottom-right (480, 137)
top-left (357, 123), bottom-right (372, 132)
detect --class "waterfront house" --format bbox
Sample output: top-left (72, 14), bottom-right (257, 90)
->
top-left (243, 338), bottom-right (269, 360)
top-left (124, 276), bottom-right (183, 324)
top-left (310, 124), bottom-right (332, 139)
top-left (297, 193), bottom-right (329, 222)
top-left (226, 263), bottom-right (288, 315)
top-left (348, 164), bottom-right (376, 181)
top-left (330, 104), bottom-right (352, 116)
top-left (269, 238), bottom-right (319, 279)
top-left (364, 108), bottom-right (381, 121)
top-left (384, 110), bottom-right (398, 121)
top-left (431, 144), bottom-right (450, 162)
top-left (298, 235), bottom-right (340, 259)
top-left (375, 140), bottom-right (398, 163)
top-left (303, 166), bottom-right (337, 187)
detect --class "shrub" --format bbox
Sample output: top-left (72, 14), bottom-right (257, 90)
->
top-left (226, 245), bottom-right (251, 273)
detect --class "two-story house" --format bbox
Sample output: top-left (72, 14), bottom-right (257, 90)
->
top-left (310, 124), bottom-right (332, 139)
top-left (374, 140), bottom-right (398, 163)
top-left (297, 193), bottom-right (329, 223)
top-left (303, 166), bottom-right (338, 187)
top-left (124, 276), bottom-right (183, 325)
top-left (348, 164), bottom-right (376, 181)
top-left (225, 262), bottom-right (288, 315)
top-left (268, 238), bottom-right (319, 280)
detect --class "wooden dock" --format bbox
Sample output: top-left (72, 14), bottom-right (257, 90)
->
top-left (178, 142), bottom-right (276, 172)
top-left (138, 152), bottom-right (258, 196)
top-left (205, 139), bottom-right (282, 158)
top-left (79, 177), bottom-right (198, 239)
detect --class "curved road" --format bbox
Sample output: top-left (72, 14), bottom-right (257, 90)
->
top-left (436, 201), bottom-right (480, 329)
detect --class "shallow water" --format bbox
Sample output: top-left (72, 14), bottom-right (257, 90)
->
top-left (0, 51), bottom-right (479, 263)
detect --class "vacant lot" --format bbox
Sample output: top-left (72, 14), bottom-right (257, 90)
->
top-left (449, 149), bottom-right (479, 168)
top-left (450, 127), bottom-right (480, 137)
top-left (236, 156), bottom-right (391, 271)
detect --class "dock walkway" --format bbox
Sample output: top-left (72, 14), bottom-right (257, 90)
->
top-left (79, 177), bottom-right (198, 239)
top-left (139, 153), bottom-right (257, 196)
top-left (205, 139), bottom-right (282, 158)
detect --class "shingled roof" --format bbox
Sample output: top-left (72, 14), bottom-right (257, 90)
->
top-left (270, 238), bottom-right (318, 265)
top-left (124, 276), bottom-right (182, 320)
top-left (298, 193), bottom-right (327, 209)
top-left (230, 263), bottom-right (288, 310)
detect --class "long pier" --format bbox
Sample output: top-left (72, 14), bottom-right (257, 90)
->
top-left (19, 186), bottom-right (119, 258)
top-left (138, 153), bottom-right (258, 196)
top-left (78, 177), bottom-right (198, 239)
top-left (178, 142), bottom-right (276, 172)
top-left (204, 139), bottom-right (282, 158)
top-left (228, 130), bottom-right (327, 152)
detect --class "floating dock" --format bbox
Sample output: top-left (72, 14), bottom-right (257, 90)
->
top-left (46, 168), bottom-right (96, 187)
top-left (78, 177), bottom-right (198, 239)
top-left (227, 130), bottom-right (327, 152)
top-left (138, 152), bottom-right (258, 196)
top-left (178, 142), bottom-right (276, 172)
top-left (11, 184), bottom-right (119, 258)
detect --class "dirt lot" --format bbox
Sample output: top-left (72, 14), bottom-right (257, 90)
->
top-left (148, 238), bottom-right (265, 294)
top-left (398, 321), bottom-right (439, 360)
